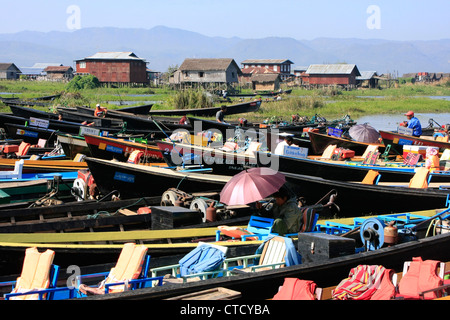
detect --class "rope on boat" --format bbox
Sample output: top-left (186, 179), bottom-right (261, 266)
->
top-left (87, 197), bottom-right (147, 219)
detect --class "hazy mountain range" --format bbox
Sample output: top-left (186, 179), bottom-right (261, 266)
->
top-left (0, 25), bottom-right (448, 76)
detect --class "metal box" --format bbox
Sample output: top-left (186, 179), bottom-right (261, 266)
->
top-left (297, 233), bottom-right (355, 264)
top-left (150, 206), bottom-right (202, 229)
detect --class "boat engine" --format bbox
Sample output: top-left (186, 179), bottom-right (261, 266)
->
top-left (160, 188), bottom-right (237, 222)
top-left (360, 218), bottom-right (385, 251)
top-left (71, 169), bottom-right (96, 201)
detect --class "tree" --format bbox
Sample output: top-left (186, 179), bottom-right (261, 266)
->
top-left (66, 74), bottom-right (100, 91)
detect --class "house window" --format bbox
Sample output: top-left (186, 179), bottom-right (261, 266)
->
top-left (199, 72), bottom-right (204, 77)
top-left (232, 72), bottom-right (235, 78)
top-left (274, 65), bottom-right (277, 72)
top-left (184, 71), bottom-right (189, 77)
top-left (79, 62), bottom-right (86, 69)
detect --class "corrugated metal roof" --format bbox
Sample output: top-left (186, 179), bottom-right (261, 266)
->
top-left (356, 71), bottom-right (378, 80)
top-left (84, 52), bottom-right (145, 61)
top-left (241, 59), bottom-right (294, 65)
top-left (306, 64), bottom-right (361, 76)
top-left (31, 63), bottom-right (62, 68)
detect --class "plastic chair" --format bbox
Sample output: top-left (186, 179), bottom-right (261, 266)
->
top-left (77, 242), bottom-right (158, 295)
top-left (150, 242), bottom-right (228, 283)
top-left (361, 170), bottom-right (381, 185)
top-left (409, 167), bottom-right (430, 189)
top-left (320, 144), bottom-right (337, 160)
top-left (16, 141), bottom-right (31, 157)
top-left (361, 145), bottom-right (379, 160)
top-left (216, 216), bottom-right (274, 241)
top-left (224, 236), bottom-right (289, 275)
top-left (1, 247), bottom-right (59, 300)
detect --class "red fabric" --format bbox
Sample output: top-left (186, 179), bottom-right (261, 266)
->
top-left (397, 257), bottom-right (443, 300)
top-left (332, 265), bottom-right (393, 300)
top-left (273, 278), bottom-right (317, 300)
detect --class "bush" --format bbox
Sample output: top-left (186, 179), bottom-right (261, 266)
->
top-left (66, 75), bottom-right (100, 91)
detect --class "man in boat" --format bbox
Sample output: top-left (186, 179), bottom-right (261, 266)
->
top-left (274, 136), bottom-right (297, 155)
top-left (216, 105), bottom-right (228, 124)
top-left (401, 111), bottom-right (422, 136)
top-left (94, 103), bottom-right (108, 118)
top-left (179, 115), bottom-right (188, 125)
top-left (269, 186), bottom-right (302, 236)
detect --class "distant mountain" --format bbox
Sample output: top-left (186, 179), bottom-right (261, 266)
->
top-left (0, 26), bottom-right (448, 75)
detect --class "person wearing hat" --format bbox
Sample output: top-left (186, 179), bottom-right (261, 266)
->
top-left (401, 111), bottom-right (422, 137)
top-left (94, 103), bottom-right (107, 117)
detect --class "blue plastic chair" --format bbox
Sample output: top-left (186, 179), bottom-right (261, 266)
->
top-left (215, 215), bottom-right (274, 241)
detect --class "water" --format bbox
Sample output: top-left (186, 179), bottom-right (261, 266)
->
top-left (356, 113), bottom-right (450, 131)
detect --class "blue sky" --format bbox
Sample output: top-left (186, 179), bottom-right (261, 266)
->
top-left (1, 0), bottom-right (449, 40)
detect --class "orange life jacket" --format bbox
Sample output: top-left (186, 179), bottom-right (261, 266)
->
top-left (397, 257), bottom-right (443, 299)
top-left (272, 278), bottom-right (317, 300)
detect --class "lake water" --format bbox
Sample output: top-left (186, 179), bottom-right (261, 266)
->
top-left (356, 113), bottom-right (450, 131)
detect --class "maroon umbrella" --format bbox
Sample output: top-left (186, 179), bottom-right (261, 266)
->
top-left (220, 167), bottom-right (286, 205)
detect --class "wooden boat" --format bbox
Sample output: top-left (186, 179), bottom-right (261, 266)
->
top-left (84, 157), bottom-right (230, 199)
top-left (0, 112), bottom-right (92, 136)
top-left (255, 151), bottom-right (450, 183)
top-left (0, 158), bottom-right (87, 173)
top-left (379, 130), bottom-right (450, 155)
top-left (72, 106), bottom-right (190, 131)
top-left (57, 133), bottom-right (91, 159)
top-left (148, 100), bottom-right (262, 117)
top-left (308, 131), bottom-right (385, 155)
top-left (279, 170), bottom-right (450, 217)
top-left (0, 171), bottom-right (78, 204)
top-left (187, 116), bottom-right (312, 151)
top-left (3, 123), bottom-right (60, 146)
top-left (156, 140), bottom-right (257, 175)
top-left (218, 89), bottom-right (292, 98)
top-left (1, 99), bottom-right (50, 108)
top-left (53, 208), bottom-right (450, 300)
top-left (83, 134), bottom-right (163, 162)
top-left (115, 103), bottom-right (153, 115)
top-left (56, 108), bottom-right (124, 128)
top-left (0, 225), bottom-right (261, 276)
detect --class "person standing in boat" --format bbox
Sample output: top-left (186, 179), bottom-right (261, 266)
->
top-left (216, 105), bottom-right (228, 124)
top-left (94, 103), bottom-right (108, 118)
top-left (401, 111), bottom-right (422, 136)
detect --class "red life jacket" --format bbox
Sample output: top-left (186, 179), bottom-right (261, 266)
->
top-left (397, 257), bottom-right (443, 299)
top-left (272, 278), bottom-right (317, 300)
